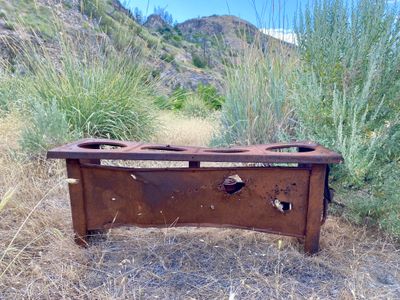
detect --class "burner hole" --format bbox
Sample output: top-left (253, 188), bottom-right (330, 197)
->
top-left (204, 149), bottom-right (249, 153)
top-left (141, 146), bottom-right (186, 152)
top-left (78, 142), bottom-right (127, 150)
top-left (266, 146), bottom-right (315, 153)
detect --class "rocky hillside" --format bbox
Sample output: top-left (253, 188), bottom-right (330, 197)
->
top-left (178, 15), bottom-right (261, 49)
top-left (0, 0), bottom-right (290, 94)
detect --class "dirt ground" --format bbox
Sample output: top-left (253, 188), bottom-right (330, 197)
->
top-left (1, 111), bottom-right (399, 299)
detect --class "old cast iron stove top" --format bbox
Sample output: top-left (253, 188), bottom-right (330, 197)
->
top-left (48, 139), bottom-right (342, 254)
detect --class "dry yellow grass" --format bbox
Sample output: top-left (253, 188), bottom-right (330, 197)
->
top-left (152, 111), bottom-right (219, 146)
top-left (0, 111), bottom-right (399, 299)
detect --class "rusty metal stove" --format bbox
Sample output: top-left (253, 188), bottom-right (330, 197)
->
top-left (47, 139), bottom-right (342, 254)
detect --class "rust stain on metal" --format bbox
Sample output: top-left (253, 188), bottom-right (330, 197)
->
top-left (47, 139), bottom-right (342, 254)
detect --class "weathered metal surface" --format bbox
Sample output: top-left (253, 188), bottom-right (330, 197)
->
top-left (47, 138), bottom-right (343, 164)
top-left (47, 139), bottom-right (343, 254)
top-left (81, 165), bottom-right (310, 237)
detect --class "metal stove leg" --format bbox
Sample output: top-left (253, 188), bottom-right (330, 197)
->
top-left (66, 159), bottom-right (88, 246)
top-left (304, 164), bottom-right (326, 254)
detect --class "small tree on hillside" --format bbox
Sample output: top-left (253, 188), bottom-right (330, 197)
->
top-left (133, 7), bottom-right (145, 24)
top-left (153, 6), bottom-right (174, 25)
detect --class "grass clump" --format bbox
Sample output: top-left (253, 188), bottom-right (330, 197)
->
top-left (4, 32), bottom-right (157, 156)
top-left (27, 40), bottom-right (156, 141)
top-left (216, 42), bottom-right (295, 146)
top-left (196, 84), bottom-right (225, 110)
top-left (181, 94), bottom-right (212, 119)
top-left (192, 53), bottom-right (207, 68)
top-left (20, 100), bottom-right (79, 156)
top-left (154, 84), bottom-right (224, 119)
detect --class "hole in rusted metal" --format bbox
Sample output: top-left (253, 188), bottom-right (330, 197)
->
top-left (78, 142), bottom-right (127, 150)
top-left (204, 148), bottom-right (249, 153)
top-left (223, 174), bottom-right (245, 194)
top-left (141, 145), bottom-right (186, 152)
top-left (266, 146), bottom-right (315, 153)
top-left (272, 199), bottom-right (292, 213)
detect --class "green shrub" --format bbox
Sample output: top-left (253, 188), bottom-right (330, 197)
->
top-left (20, 99), bottom-right (79, 156)
top-left (192, 54), bottom-right (207, 68)
top-left (291, 71), bottom-right (386, 184)
top-left (168, 87), bottom-right (190, 110)
top-left (295, 0), bottom-right (400, 169)
top-left (292, 0), bottom-right (400, 236)
top-left (296, 0), bottom-right (400, 107)
top-left (0, 75), bottom-right (23, 111)
top-left (346, 162), bottom-right (400, 238)
top-left (213, 0), bottom-right (400, 239)
top-left (196, 84), bottom-right (224, 110)
top-left (154, 95), bottom-right (173, 110)
top-left (181, 94), bottom-right (212, 119)
top-left (160, 53), bottom-right (175, 63)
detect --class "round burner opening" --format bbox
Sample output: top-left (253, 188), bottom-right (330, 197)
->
top-left (204, 149), bottom-right (249, 153)
top-left (78, 142), bottom-right (127, 150)
top-left (266, 145), bottom-right (315, 153)
top-left (141, 146), bottom-right (186, 152)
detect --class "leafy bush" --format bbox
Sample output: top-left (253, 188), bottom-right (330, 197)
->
top-left (291, 0), bottom-right (400, 235)
top-left (196, 84), bottom-right (224, 110)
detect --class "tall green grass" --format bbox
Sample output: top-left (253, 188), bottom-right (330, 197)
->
top-left (20, 100), bottom-right (79, 155)
top-left (215, 41), bottom-right (296, 146)
top-left (4, 31), bottom-right (157, 156)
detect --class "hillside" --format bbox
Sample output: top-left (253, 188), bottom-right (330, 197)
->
top-left (0, 0), bottom-right (289, 94)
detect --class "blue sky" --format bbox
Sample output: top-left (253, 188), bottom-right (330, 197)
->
top-left (120, 0), bottom-right (305, 29)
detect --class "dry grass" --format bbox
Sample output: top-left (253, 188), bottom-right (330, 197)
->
top-left (152, 111), bottom-right (219, 146)
top-left (0, 111), bottom-right (399, 299)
